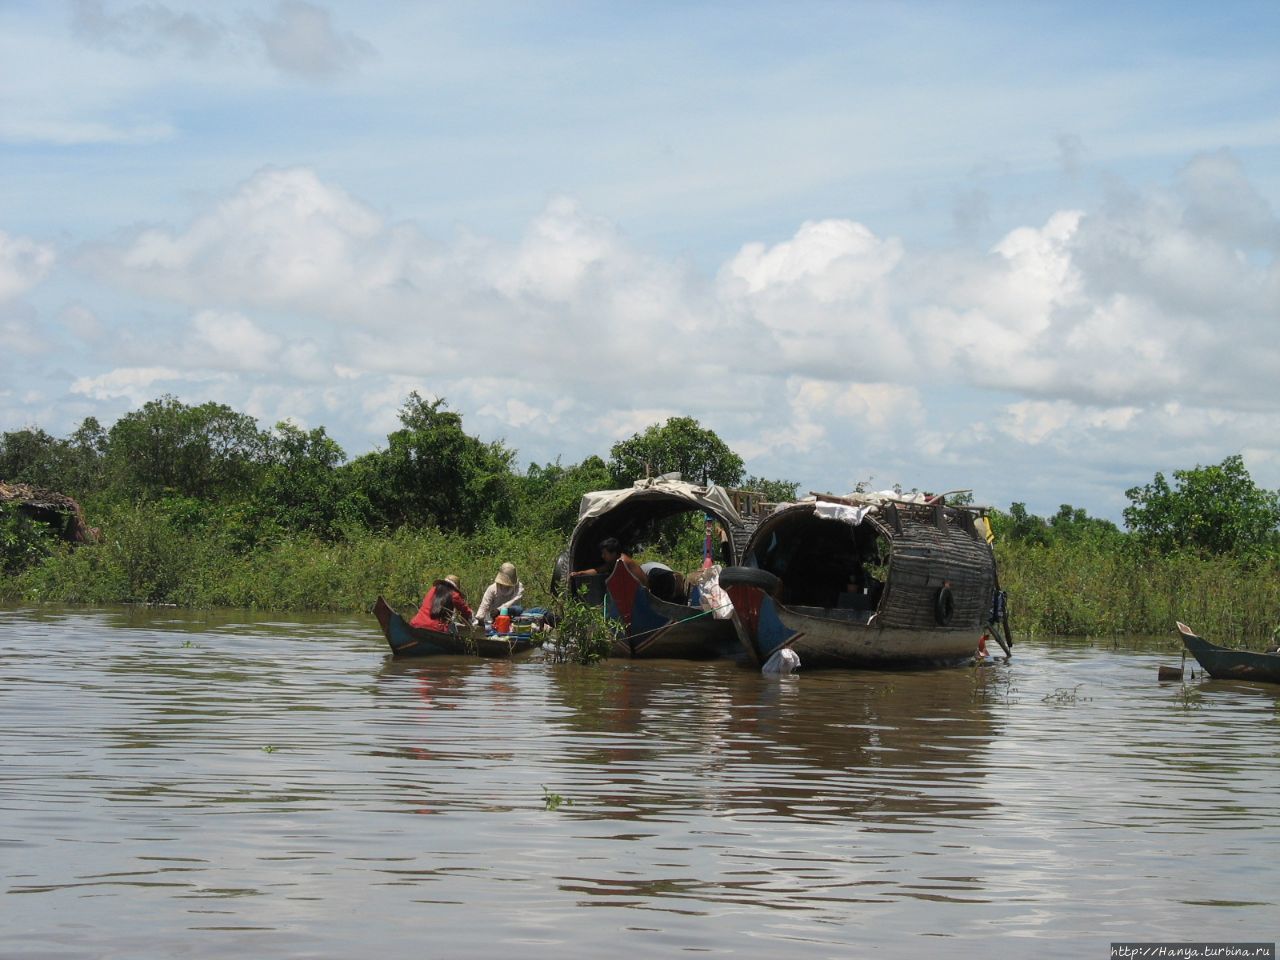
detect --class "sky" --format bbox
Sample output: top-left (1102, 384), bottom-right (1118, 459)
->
top-left (1, 1), bottom-right (1278, 522)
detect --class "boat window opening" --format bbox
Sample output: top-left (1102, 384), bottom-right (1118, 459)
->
top-left (750, 512), bottom-right (888, 611)
top-left (571, 509), bottom-right (730, 575)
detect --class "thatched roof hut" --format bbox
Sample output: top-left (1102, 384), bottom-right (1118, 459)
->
top-left (0, 482), bottom-right (98, 543)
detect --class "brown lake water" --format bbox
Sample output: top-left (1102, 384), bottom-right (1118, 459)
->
top-left (2, 605), bottom-right (1277, 959)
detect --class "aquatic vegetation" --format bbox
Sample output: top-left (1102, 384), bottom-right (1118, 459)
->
top-left (546, 598), bottom-right (616, 665)
top-left (1041, 683), bottom-right (1089, 705)
top-left (1173, 685), bottom-right (1203, 711)
top-left (542, 785), bottom-right (571, 811)
top-left (996, 537), bottom-right (1280, 646)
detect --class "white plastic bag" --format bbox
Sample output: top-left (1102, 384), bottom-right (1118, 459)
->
top-left (762, 648), bottom-right (800, 676)
top-left (689, 564), bottom-right (733, 619)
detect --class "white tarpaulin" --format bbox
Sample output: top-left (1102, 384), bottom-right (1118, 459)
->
top-left (813, 502), bottom-right (876, 525)
top-left (576, 474), bottom-right (743, 526)
top-left (803, 489), bottom-right (934, 526)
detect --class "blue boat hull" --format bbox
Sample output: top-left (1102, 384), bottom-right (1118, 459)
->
top-left (373, 596), bottom-right (543, 658)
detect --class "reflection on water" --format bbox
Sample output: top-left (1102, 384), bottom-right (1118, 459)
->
top-left (1, 605), bottom-right (1277, 959)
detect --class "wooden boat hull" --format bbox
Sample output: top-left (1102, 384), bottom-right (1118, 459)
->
top-left (373, 596), bottom-right (543, 658)
top-left (599, 565), bottom-right (737, 659)
top-left (620, 586), bottom-right (737, 659)
top-left (1177, 622), bottom-right (1280, 684)
top-left (725, 584), bottom-right (979, 668)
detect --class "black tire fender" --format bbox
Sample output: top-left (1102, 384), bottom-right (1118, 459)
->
top-left (935, 585), bottom-right (955, 626)
top-left (550, 551), bottom-right (570, 597)
top-left (719, 566), bottom-right (782, 594)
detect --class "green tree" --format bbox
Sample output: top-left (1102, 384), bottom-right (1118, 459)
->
top-left (608, 417), bottom-right (745, 487)
top-left (991, 502), bottom-right (1121, 547)
top-left (65, 417), bottom-right (107, 496)
top-left (255, 422), bottom-right (348, 536)
top-left (1048, 504), bottom-right (1121, 544)
top-left (104, 396), bottom-right (268, 501)
top-left (0, 420), bottom-right (104, 498)
top-left (516, 455), bottom-right (614, 535)
top-left (742, 475), bottom-right (800, 504)
top-left (1123, 455), bottom-right (1280, 557)
top-left (356, 393), bottom-right (517, 533)
top-left (989, 502), bottom-right (1050, 545)
top-left (0, 428), bottom-right (65, 488)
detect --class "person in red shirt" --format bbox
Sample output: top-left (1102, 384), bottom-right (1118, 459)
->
top-left (410, 574), bottom-right (474, 631)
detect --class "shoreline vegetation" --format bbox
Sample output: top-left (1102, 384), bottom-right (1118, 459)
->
top-left (3, 395), bottom-right (1279, 647)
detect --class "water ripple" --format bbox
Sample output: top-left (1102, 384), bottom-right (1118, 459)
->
top-left (1, 606), bottom-right (1277, 958)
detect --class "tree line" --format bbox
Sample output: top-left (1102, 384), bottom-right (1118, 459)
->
top-left (0, 393), bottom-right (794, 576)
top-left (3, 392), bottom-right (1279, 560)
top-left (3, 394), bottom-right (1279, 641)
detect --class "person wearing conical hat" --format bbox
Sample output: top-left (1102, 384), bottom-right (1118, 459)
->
top-left (409, 574), bottom-right (473, 631)
top-left (474, 562), bottom-right (525, 625)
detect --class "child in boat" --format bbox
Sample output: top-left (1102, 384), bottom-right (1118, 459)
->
top-left (410, 575), bottom-right (474, 631)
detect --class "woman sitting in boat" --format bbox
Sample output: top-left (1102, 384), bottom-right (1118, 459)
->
top-left (474, 562), bottom-right (524, 624)
top-left (410, 574), bottom-right (474, 632)
top-left (571, 537), bottom-right (648, 585)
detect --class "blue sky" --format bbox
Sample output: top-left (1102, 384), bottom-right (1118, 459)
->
top-left (1, 1), bottom-right (1278, 521)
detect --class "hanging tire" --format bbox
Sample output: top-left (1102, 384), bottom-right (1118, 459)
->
top-left (935, 585), bottom-right (955, 626)
top-left (550, 551), bottom-right (570, 597)
top-left (719, 567), bottom-right (782, 594)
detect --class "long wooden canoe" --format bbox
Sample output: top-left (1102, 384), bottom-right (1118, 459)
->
top-left (1177, 621), bottom-right (1280, 684)
top-left (373, 595), bottom-right (544, 658)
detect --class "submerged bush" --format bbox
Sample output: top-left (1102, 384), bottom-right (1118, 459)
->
top-left (0, 501), bottom-right (56, 576)
top-left (548, 598), bottom-right (616, 665)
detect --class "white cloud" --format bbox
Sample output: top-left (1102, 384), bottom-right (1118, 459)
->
top-left (70, 365), bottom-right (208, 402)
top-left (907, 154), bottom-right (1280, 410)
top-left (723, 219), bottom-right (903, 300)
top-left (43, 151), bottom-right (1280, 513)
top-left (495, 196), bottom-right (631, 303)
top-left (0, 230), bottom-right (55, 302)
top-left (0, 310), bottom-right (51, 358)
top-left (85, 166), bottom-right (392, 310)
top-left (82, 158), bottom-right (1274, 426)
top-left (1177, 148), bottom-right (1280, 250)
top-left (188, 310), bottom-right (282, 372)
top-left (718, 219), bottom-right (915, 381)
top-left (59, 303), bottom-right (106, 342)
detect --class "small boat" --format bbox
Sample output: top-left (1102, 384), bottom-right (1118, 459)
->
top-left (721, 491), bottom-right (1004, 669)
top-left (1176, 622), bottom-right (1280, 684)
top-left (373, 596), bottom-right (544, 658)
top-left (555, 474), bottom-right (760, 659)
top-left (595, 560), bottom-right (736, 658)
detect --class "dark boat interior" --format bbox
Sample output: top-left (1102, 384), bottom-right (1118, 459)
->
top-left (748, 509), bottom-right (889, 612)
